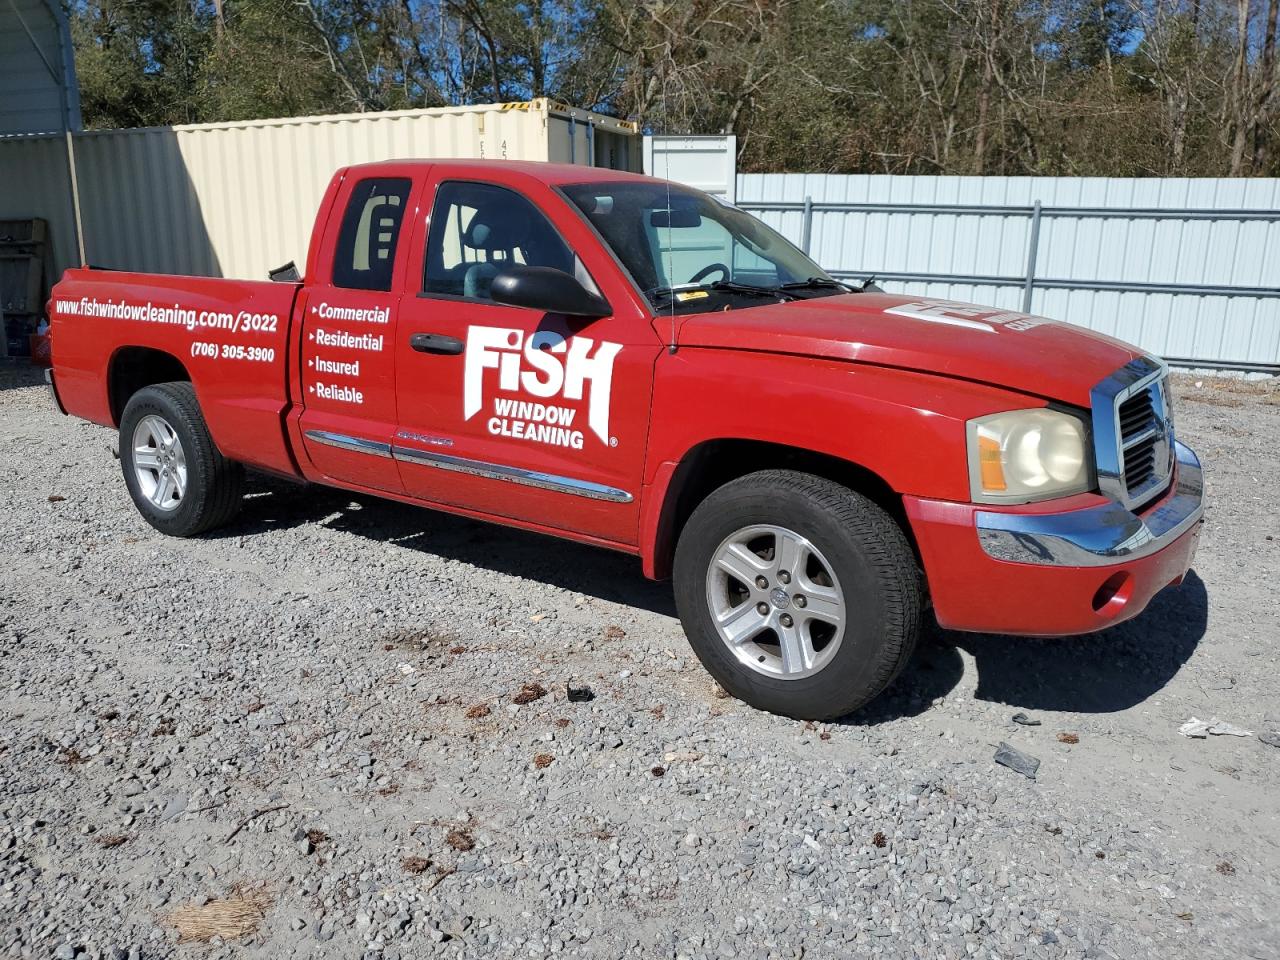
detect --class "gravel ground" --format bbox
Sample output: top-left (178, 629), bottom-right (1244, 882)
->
top-left (2, 364), bottom-right (1278, 960)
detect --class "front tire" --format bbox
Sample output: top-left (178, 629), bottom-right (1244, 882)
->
top-left (119, 382), bottom-right (243, 537)
top-left (673, 470), bottom-right (922, 720)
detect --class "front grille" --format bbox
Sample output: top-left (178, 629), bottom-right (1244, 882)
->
top-left (1091, 357), bottom-right (1175, 512)
top-left (1119, 387), bottom-right (1156, 439)
top-left (1119, 387), bottom-right (1160, 494)
top-left (1114, 375), bottom-right (1172, 510)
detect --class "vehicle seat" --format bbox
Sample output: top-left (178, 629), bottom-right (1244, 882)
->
top-left (463, 262), bottom-right (499, 299)
top-left (461, 210), bottom-right (531, 300)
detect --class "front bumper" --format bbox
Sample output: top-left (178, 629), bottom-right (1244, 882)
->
top-left (904, 442), bottom-right (1204, 636)
top-left (975, 441), bottom-right (1203, 566)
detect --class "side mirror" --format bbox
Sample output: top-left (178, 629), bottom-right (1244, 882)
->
top-left (490, 265), bottom-right (611, 318)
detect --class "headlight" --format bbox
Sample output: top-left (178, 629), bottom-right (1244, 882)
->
top-left (966, 408), bottom-right (1093, 504)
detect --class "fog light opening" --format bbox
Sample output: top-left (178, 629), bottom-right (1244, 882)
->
top-left (1092, 571), bottom-right (1133, 615)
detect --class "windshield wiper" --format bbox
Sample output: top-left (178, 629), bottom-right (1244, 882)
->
top-left (650, 281), bottom-right (795, 302)
top-left (777, 277), bottom-right (855, 292)
top-left (709, 280), bottom-right (797, 299)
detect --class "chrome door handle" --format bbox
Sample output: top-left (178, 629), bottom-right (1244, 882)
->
top-left (409, 333), bottom-right (464, 355)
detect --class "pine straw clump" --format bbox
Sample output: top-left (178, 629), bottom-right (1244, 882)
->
top-left (168, 884), bottom-right (273, 943)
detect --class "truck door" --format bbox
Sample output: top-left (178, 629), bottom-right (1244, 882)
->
top-left (297, 175), bottom-right (417, 493)
top-left (392, 178), bottom-right (661, 546)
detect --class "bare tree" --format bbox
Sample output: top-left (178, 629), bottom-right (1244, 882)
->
top-left (1253, 0), bottom-right (1279, 169)
top-left (1229, 0), bottom-right (1253, 173)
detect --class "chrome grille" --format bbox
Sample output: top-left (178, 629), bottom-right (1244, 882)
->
top-left (1118, 386), bottom-right (1160, 494)
top-left (1090, 357), bottom-right (1175, 513)
top-left (1119, 388), bottom-right (1156, 439)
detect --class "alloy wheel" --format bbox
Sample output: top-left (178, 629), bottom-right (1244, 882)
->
top-left (704, 523), bottom-right (846, 680)
top-left (131, 414), bottom-right (187, 512)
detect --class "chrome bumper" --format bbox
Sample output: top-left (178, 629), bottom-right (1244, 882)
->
top-left (976, 441), bottom-right (1204, 567)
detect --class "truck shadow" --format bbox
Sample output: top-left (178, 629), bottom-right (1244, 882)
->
top-left (957, 570), bottom-right (1208, 713)
top-left (0, 363), bottom-right (46, 391)
top-left (223, 475), bottom-right (677, 617)
top-left (224, 475), bottom-right (1209, 721)
top-left (846, 571), bottom-right (1209, 725)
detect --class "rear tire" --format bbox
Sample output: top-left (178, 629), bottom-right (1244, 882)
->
top-left (673, 470), bottom-right (922, 720)
top-left (119, 382), bottom-right (243, 537)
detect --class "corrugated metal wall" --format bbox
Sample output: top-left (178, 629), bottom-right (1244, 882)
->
top-left (0, 101), bottom-right (639, 283)
top-left (739, 174), bottom-right (1280, 370)
top-left (0, 133), bottom-right (78, 271)
top-left (0, 0), bottom-right (81, 135)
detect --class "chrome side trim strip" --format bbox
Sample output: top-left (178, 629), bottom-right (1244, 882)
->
top-left (304, 430), bottom-right (393, 459)
top-left (392, 445), bottom-right (633, 504)
top-left (976, 441), bottom-right (1203, 567)
top-left (301, 430), bottom-right (633, 503)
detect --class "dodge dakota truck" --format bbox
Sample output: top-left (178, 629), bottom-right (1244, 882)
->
top-left (47, 159), bottom-right (1205, 720)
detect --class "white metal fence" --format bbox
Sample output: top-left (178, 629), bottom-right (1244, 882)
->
top-left (738, 174), bottom-right (1280, 372)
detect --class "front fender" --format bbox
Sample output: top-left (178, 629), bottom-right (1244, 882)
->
top-left (638, 348), bottom-right (1047, 575)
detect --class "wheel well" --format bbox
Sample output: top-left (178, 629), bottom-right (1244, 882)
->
top-left (653, 439), bottom-right (918, 580)
top-left (108, 347), bottom-right (191, 425)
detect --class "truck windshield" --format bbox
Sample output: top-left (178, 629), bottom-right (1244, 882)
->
top-left (561, 181), bottom-right (846, 312)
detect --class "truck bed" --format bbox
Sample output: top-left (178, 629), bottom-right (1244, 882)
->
top-left (50, 268), bottom-right (303, 477)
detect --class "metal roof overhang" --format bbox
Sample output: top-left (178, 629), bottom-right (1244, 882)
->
top-left (2, 0), bottom-right (84, 263)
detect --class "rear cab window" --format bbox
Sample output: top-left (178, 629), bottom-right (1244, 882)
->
top-left (333, 178), bottom-right (412, 290)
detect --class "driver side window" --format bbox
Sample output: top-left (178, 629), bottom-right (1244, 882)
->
top-left (423, 181), bottom-right (574, 302)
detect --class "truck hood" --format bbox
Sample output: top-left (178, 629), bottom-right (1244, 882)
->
top-left (675, 293), bottom-right (1143, 408)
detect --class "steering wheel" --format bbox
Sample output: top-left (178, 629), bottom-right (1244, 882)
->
top-left (688, 263), bottom-right (730, 284)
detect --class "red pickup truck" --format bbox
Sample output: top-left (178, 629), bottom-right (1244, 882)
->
top-left (47, 159), bottom-right (1204, 720)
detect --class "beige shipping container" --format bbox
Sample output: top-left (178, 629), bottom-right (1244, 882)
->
top-left (0, 99), bottom-right (640, 283)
